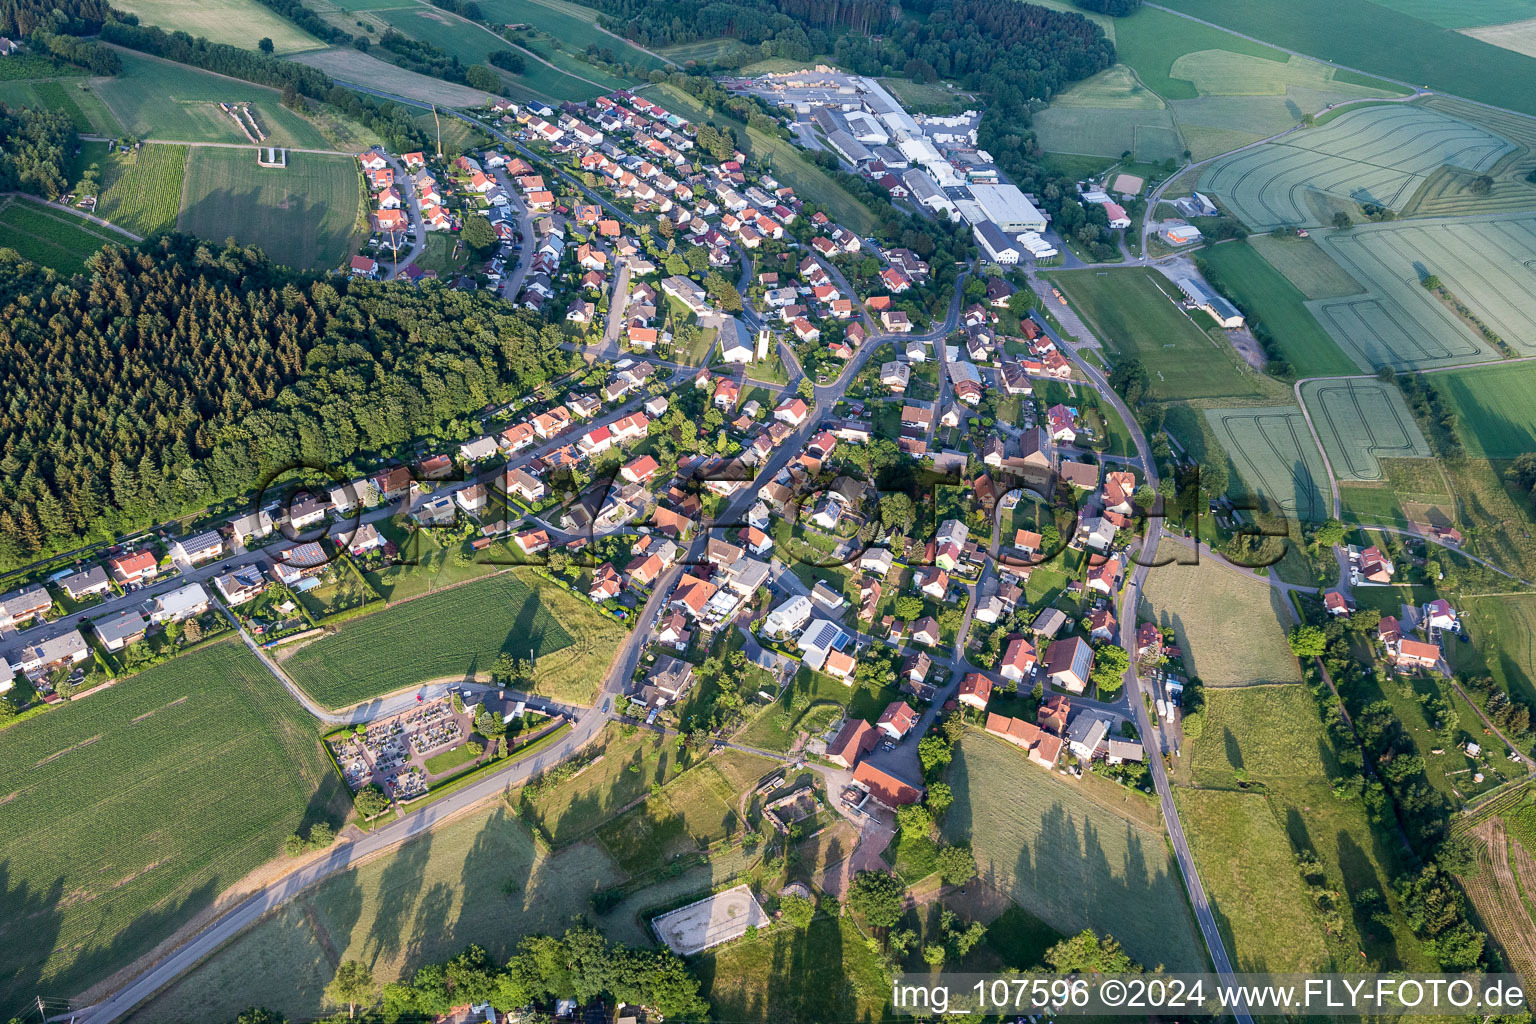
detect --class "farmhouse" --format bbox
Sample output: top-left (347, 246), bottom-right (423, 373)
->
top-left (827, 717), bottom-right (878, 769)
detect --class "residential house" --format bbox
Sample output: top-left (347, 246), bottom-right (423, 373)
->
top-left (1044, 636), bottom-right (1094, 693)
top-left (0, 584), bottom-right (50, 630)
top-left (827, 718), bottom-right (878, 769)
top-left (1000, 636), bottom-right (1037, 683)
top-left (58, 566), bottom-right (110, 602)
top-left (107, 550), bottom-right (159, 586)
top-left (958, 672), bottom-right (992, 710)
top-left (877, 700), bottom-right (919, 741)
top-left (170, 530), bottom-right (224, 566)
top-left (213, 564), bottom-right (266, 606)
top-left (93, 609), bottom-right (148, 652)
top-left (146, 582), bottom-right (210, 624)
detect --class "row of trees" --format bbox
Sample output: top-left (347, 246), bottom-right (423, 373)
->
top-left (251, 0), bottom-right (353, 46)
top-left (0, 238), bottom-right (572, 570)
top-left (0, 0), bottom-right (116, 36)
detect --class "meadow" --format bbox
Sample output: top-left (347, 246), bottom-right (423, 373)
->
top-left (1312, 214), bottom-right (1536, 370)
top-left (1298, 378), bottom-right (1432, 481)
top-left (1199, 240), bottom-right (1358, 377)
top-left (0, 642), bottom-right (344, 1014)
top-left (111, 0), bottom-right (324, 53)
top-left (1434, 361), bottom-right (1536, 458)
top-left (1460, 594), bottom-right (1536, 708)
top-left (0, 196), bottom-right (120, 275)
top-left (1158, 0), bottom-right (1536, 117)
top-left (475, 0), bottom-right (667, 69)
top-left (1140, 540), bottom-right (1303, 686)
top-left (1201, 104), bottom-right (1514, 231)
top-left (1048, 268), bottom-right (1265, 401)
top-left (698, 916), bottom-right (893, 1024)
top-left (95, 49), bottom-right (330, 147)
top-left (0, 77), bottom-right (119, 135)
top-left (289, 47), bottom-right (494, 107)
top-left (283, 570), bottom-right (623, 708)
top-left (1203, 406), bottom-right (1331, 521)
top-left (1112, 4), bottom-right (1288, 101)
top-left (943, 733), bottom-right (1207, 971)
top-left (1189, 684), bottom-right (1330, 784)
top-left (177, 148), bottom-right (364, 269)
top-left (1246, 233), bottom-right (1364, 299)
top-left (1032, 102), bottom-right (1183, 163)
top-left (95, 142), bottom-right (188, 237)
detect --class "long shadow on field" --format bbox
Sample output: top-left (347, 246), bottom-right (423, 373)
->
top-left (300, 768), bottom-right (349, 835)
top-left (504, 584), bottom-right (548, 662)
top-left (362, 829), bottom-right (434, 971)
top-left (177, 186), bottom-right (331, 271)
top-left (0, 863), bottom-right (64, 1018)
top-left (1337, 828), bottom-right (1403, 969)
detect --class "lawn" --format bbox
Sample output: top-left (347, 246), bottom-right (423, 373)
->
top-left (1200, 241), bottom-right (1358, 377)
top-left (0, 196), bottom-right (120, 275)
top-left (95, 142), bottom-right (189, 238)
top-left (641, 83), bottom-right (882, 236)
top-left (423, 742), bottom-right (482, 774)
top-left (697, 915), bottom-right (893, 1024)
top-left (112, 0), bottom-right (325, 53)
top-left (178, 148), bottom-right (365, 270)
top-left (95, 49), bottom-right (331, 147)
top-left (1140, 539), bottom-right (1302, 687)
top-left (1297, 379), bottom-right (1432, 482)
top-left (1157, 0), bottom-right (1536, 117)
top-left (943, 733), bottom-right (1206, 971)
top-left (1048, 268), bottom-right (1264, 401)
top-left (1435, 361), bottom-right (1536, 458)
top-left (1203, 405), bottom-right (1332, 521)
top-left (0, 641), bottom-right (346, 1014)
top-left (283, 570), bottom-right (623, 708)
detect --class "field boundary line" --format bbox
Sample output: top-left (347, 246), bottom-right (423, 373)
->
top-left (0, 191), bottom-right (144, 242)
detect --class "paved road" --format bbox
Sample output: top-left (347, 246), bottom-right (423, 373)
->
top-left (381, 154), bottom-right (425, 277)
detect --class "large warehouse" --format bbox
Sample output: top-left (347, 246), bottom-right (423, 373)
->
top-left (969, 182), bottom-right (1048, 233)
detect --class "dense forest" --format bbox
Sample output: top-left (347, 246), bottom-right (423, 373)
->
top-left (0, 0), bottom-right (117, 37)
top-left (0, 104), bottom-right (74, 198)
top-left (0, 240), bottom-right (572, 570)
top-left (1072, 0), bottom-right (1140, 14)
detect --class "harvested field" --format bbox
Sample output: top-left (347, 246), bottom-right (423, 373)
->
top-left (289, 47), bottom-right (493, 107)
top-left (1299, 378), bottom-right (1431, 481)
top-left (1204, 406), bottom-right (1331, 521)
top-left (113, 0), bottom-right (324, 53)
top-left (1463, 17), bottom-right (1536, 58)
top-left (1247, 233), bottom-right (1364, 300)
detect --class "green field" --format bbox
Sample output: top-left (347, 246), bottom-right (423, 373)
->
top-left (698, 915), bottom-right (893, 1024)
top-left (1204, 405), bottom-right (1331, 520)
top-left (1202, 104), bottom-right (1515, 230)
top-left (96, 49), bottom-right (331, 147)
top-left (1114, 3), bottom-right (1289, 101)
top-left (177, 148), bottom-right (363, 269)
top-left (376, 6), bottom-right (603, 102)
top-left (641, 83), bottom-right (882, 236)
top-left (1246, 233), bottom-right (1364, 299)
top-left (0, 196), bottom-right (121, 275)
top-left (1368, 0), bottom-right (1536, 27)
top-left (476, 0), bottom-right (667, 69)
top-left (113, 0), bottom-right (325, 53)
top-left (1312, 213), bottom-right (1536, 370)
top-left (1433, 360), bottom-right (1536, 458)
top-left (1033, 102), bottom-right (1184, 163)
top-left (0, 77), bottom-right (120, 135)
top-left (284, 570), bottom-right (623, 709)
top-left (1462, 595), bottom-right (1536, 709)
top-left (1298, 378), bottom-right (1432, 481)
top-left (1200, 240), bottom-right (1358, 376)
top-left (0, 642), bottom-right (344, 1014)
top-left (1158, 0), bottom-right (1536, 117)
top-left (1141, 540), bottom-right (1302, 686)
top-left (655, 38), bottom-right (746, 66)
top-left (290, 46), bottom-right (495, 107)
top-left (95, 143), bottom-right (189, 237)
top-left (1190, 684), bottom-right (1329, 783)
top-left (1049, 268), bottom-right (1265, 400)
top-left (944, 733), bottom-right (1207, 970)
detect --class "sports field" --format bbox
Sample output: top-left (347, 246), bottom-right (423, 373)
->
top-left (112, 0), bottom-right (325, 53)
top-left (96, 143), bottom-right (188, 237)
top-left (1141, 541), bottom-right (1302, 686)
top-left (1435, 361), bottom-right (1536, 458)
top-left (1049, 268), bottom-right (1264, 400)
top-left (1311, 213), bottom-right (1536, 370)
top-left (283, 570), bottom-right (623, 709)
top-left (1201, 104), bottom-right (1515, 230)
top-left (1298, 378), bottom-right (1432, 481)
top-left (177, 148), bottom-right (363, 269)
top-left (1200, 240), bottom-right (1358, 376)
top-left (0, 642), bottom-right (344, 1013)
top-left (475, 0), bottom-right (667, 69)
top-left (1158, 0), bottom-right (1536, 118)
top-left (1204, 406), bottom-right (1331, 520)
top-left (653, 885), bottom-right (769, 955)
top-left (95, 49), bottom-right (330, 147)
top-left (290, 47), bottom-right (493, 107)
top-left (0, 196), bottom-right (120, 275)
top-left (944, 733), bottom-right (1207, 970)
